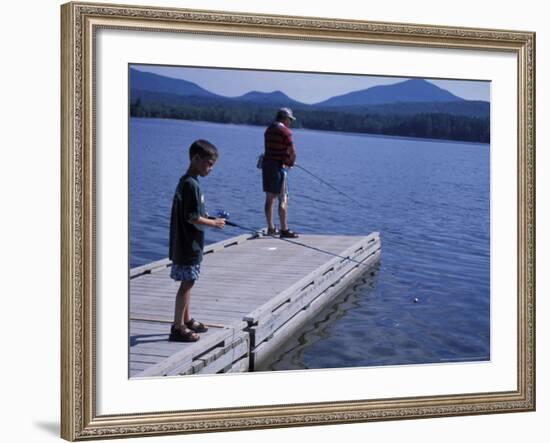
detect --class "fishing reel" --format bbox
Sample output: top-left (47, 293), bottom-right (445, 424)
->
top-left (211, 209), bottom-right (262, 236)
top-left (207, 209), bottom-right (229, 221)
top-left (216, 209), bottom-right (230, 220)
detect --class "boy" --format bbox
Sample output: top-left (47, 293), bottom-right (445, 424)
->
top-left (168, 139), bottom-right (225, 342)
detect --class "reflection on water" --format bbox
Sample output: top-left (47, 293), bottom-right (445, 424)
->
top-left (259, 264), bottom-right (381, 371)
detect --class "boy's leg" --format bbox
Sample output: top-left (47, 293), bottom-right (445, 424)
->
top-left (173, 280), bottom-right (194, 329)
top-left (183, 297), bottom-right (192, 325)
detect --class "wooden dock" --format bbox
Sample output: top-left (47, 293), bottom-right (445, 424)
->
top-left (130, 231), bottom-right (381, 378)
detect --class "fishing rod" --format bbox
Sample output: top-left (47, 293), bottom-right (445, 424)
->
top-left (212, 211), bottom-right (373, 268)
top-left (294, 163), bottom-right (370, 210)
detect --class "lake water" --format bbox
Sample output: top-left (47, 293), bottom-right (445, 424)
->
top-left (130, 117), bottom-right (490, 370)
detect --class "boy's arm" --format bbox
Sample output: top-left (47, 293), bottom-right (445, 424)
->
top-left (181, 180), bottom-right (224, 229)
top-left (190, 216), bottom-right (225, 229)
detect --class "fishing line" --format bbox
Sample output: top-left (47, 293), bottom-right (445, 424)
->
top-left (294, 163), bottom-right (370, 210)
top-left (210, 161), bottom-right (380, 265)
top-left (213, 212), bottom-right (374, 268)
top-left (284, 163), bottom-right (378, 234)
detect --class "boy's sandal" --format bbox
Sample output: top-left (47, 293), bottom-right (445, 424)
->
top-left (169, 325), bottom-right (200, 342)
top-left (185, 318), bottom-right (208, 333)
top-left (266, 227), bottom-right (279, 236)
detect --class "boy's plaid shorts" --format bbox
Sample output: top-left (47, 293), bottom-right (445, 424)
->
top-left (169, 263), bottom-right (201, 281)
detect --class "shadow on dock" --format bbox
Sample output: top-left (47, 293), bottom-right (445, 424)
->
top-left (130, 334), bottom-right (169, 347)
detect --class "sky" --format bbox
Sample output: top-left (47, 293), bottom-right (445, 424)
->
top-left (133, 64), bottom-right (490, 104)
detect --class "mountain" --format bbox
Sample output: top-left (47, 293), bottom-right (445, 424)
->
top-left (232, 90), bottom-right (304, 107)
top-left (130, 68), bottom-right (218, 99)
top-left (316, 79), bottom-right (465, 107)
top-left (129, 70), bottom-right (489, 142)
top-left (130, 70), bottom-right (478, 111)
top-left (130, 69), bottom-right (306, 107)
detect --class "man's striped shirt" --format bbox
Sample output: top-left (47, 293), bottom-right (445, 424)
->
top-left (264, 121), bottom-right (296, 167)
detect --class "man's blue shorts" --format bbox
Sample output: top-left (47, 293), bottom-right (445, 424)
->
top-left (170, 263), bottom-right (201, 281)
top-left (262, 159), bottom-right (287, 196)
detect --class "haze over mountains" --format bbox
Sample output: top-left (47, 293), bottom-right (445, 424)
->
top-left (130, 68), bottom-right (490, 142)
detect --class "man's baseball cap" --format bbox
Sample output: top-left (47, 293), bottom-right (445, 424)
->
top-left (277, 107), bottom-right (296, 121)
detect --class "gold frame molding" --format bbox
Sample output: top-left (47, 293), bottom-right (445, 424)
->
top-left (61, 2), bottom-right (536, 440)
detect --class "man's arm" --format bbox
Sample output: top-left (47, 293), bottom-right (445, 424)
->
top-left (286, 142), bottom-right (296, 167)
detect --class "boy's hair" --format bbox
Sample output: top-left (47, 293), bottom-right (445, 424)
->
top-left (189, 139), bottom-right (218, 161)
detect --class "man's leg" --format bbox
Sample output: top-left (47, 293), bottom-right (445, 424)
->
top-left (278, 172), bottom-right (298, 237)
top-left (278, 170), bottom-right (289, 231)
top-left (264, 193), bottom-right (277, 231)
top-left (278, 195), bottom-right (288, 231)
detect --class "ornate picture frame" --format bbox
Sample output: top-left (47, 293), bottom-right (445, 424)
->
top-left (61, 1), bottom-right (535, 440)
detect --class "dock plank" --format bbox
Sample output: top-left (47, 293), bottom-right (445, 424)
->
top-left (130, 233), bottom-right (380, 377)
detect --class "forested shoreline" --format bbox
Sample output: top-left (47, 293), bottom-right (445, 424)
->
top-left (130, 98), bottom-right (490, 143)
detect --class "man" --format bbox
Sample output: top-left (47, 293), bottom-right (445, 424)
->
top-left (262, 107), bottom-right (299, 238)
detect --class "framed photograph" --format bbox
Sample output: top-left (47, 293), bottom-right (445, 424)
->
top-left (61, 1), bottom-right (535, 440)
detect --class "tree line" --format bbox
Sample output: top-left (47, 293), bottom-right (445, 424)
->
top-left (130, 98), bottom-right (490, 143)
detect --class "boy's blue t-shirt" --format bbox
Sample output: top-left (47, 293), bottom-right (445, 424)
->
top-left (169, 174), bottom-right (206, 265)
